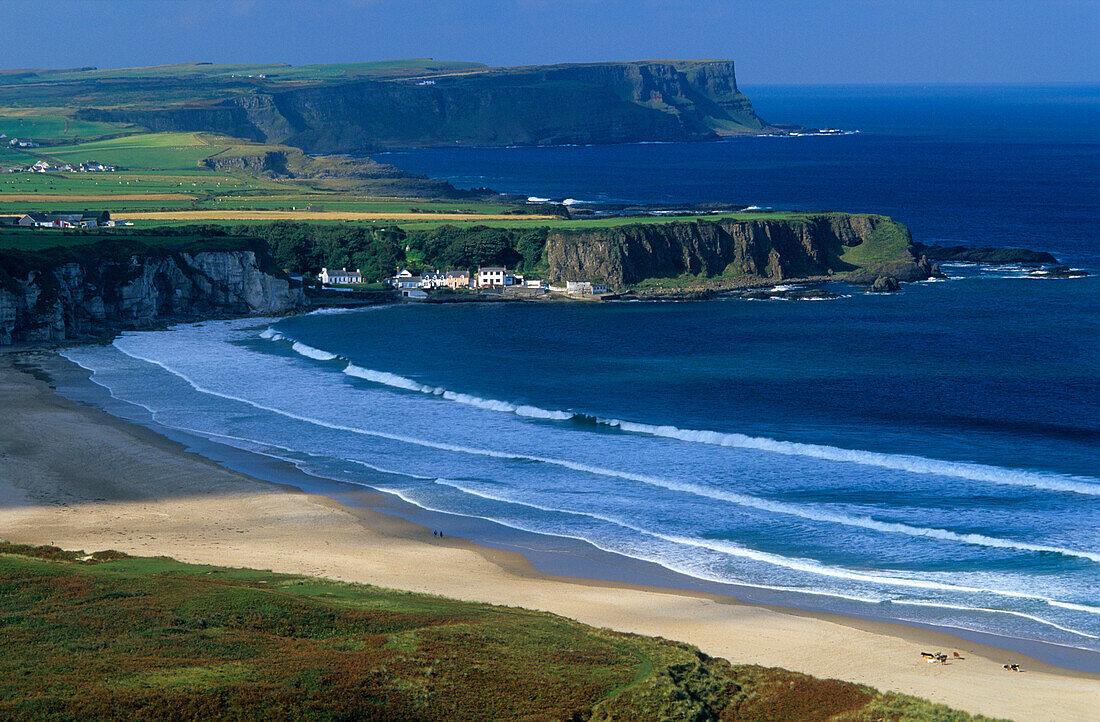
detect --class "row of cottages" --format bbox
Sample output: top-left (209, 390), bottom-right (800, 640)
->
top-left (0, 211), bottom-right (113, 228)
top-left (318, 267), bottom-right (363, 285)
top-left (7, 160), bottom-right (118, 174)
top-left (390, 268), bottom-right (472, 290)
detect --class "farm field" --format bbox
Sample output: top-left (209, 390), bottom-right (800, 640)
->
top-left (0, 113), bottom-right (132, 140)
top-left (116, 210), bottom-right (560, 222)
top-left (42, 132), bottom-right (231, 170)
top-left (0, 126), bottom-right (534, 221)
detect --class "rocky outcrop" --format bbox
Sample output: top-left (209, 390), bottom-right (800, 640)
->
top-left (203, 150), bottom-right (288, 174)
top-left (914, 244), bottom-right (1058, 265)
top-left (868, 276), bottom-right (901, 293)
top-left (543, 214), bottom-right (926, 288)
top-left (78, 60), bottom-right (771, 152)
top-left (202, 148), bottom-right (470, 198)
top-left (0, 244), bottom-right (306, 344)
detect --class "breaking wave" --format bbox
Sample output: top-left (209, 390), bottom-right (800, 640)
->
top-left (262, 326), bottom-right (1100, 499)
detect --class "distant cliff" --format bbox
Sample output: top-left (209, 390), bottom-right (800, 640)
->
top-left (543, 214), bottom-right (930, 289)
top-left (77, 60), bottom-right (772, 152)
top-left (0, 239), bottom-right (306, 344)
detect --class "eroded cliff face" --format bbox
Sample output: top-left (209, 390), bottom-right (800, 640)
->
top-left (78, 61), bottom-right (770, 152)
top-left (0, 250), bottom-right (306, 344)
top-left (544, 215), bottom-right (929, 288)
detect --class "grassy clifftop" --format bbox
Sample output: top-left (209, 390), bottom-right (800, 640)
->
top-left (0, 543), bottom-right (997, 721)
top-left (7, 59), bottom-right (773, 151)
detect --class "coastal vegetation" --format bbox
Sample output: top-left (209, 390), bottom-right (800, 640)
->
top-left (0, 542), bottom-right (1000, 721)
top-left (31, 59), bottom-right (770, 150)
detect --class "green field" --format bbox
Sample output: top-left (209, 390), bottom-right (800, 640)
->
top-left (0, 543), bottom-right (996, 721)
top-left (43, 132), bottom-right (229, 169)
top-left (0, 114), bottom-right (132, 141)
top-left (12, 59), bottom-right (486, 85)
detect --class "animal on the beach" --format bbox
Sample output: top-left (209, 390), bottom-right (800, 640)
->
top-left (953, 652), bottom-right (963, 659)
top-left (1003, 664), bottom-right (1022, 672)
top-left (920, 652), bottom-right (936, 659)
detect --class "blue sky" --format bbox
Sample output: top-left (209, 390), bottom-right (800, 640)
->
top-left (6, 0), bottom-right (1098, 83)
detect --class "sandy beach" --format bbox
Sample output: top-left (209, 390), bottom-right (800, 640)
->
top-left (2, 353), bottom-right (1098, 721)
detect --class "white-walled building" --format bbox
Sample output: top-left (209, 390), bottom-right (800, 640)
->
top-left (565, 281), bottom-right (609, 296)
top-left (477, 267), bottom-right (522, 287)
top-left (319, 268), bottom-right (363, 285)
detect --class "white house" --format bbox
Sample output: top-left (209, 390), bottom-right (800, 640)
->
top-left (420, 269), bottom-right (448, 288)
top-left (319, 267), bottom-right (363, 285)
top-left (477, 266), bottom-right (517, 287)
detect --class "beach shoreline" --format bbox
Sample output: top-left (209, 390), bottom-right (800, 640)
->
top-left (2, 350), bottom-right (1099, 720)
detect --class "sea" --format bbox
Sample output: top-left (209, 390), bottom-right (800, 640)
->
top-left (60, 85), bottom-right (1100, 668)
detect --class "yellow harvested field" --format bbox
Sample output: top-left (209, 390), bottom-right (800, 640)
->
top-left (0, 193), bottom-right (197, 202)
top-left (116, 210), bottom-right (558, 221)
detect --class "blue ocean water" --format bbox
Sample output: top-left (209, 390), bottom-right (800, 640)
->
top-left (376, 84), bottom-right (1100, 267)
top-left (60, 86), bottom-right (1099, 660)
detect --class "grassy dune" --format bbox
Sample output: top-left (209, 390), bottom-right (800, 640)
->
top-left (0, 543), bottom-right (997, 721)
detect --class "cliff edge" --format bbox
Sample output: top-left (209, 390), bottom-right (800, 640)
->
top-left (77, 60), bottom-right (772, 152)
top-left (542, 214), bottom-right (929, 290)
top-left (0, 238), bottom-right (307, 344)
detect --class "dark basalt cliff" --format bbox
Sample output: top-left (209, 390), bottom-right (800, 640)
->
top-left (543, 215), bottom-right (930, 288)
top-left (77, 61), bottom-right (771, 153)
top-left (0, 241), bottom-right (306, 344)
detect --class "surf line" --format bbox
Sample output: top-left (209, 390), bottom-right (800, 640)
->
top-left (261, 328), bottom-right (1100, 499)
top-left (113, 339), bottom-right (1100, 567)
top-left (389, 481), bottom-right (1100, 636)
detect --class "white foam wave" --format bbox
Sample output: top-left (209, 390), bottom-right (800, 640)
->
top-left (382, 485), bottom-right (885, 606)
top-left (262, 326), bottom-right (1100, 498)
top-left (290, 341), bottom-right (340, 361)
top-left (63, 344), bottom-right (1100, 636)
top-left (889, 600), bottom-right (1100, 640)
top-left (188, 333), bottom-right (1100, 561)
top-left (600, 418), bottom-right (1100, 497)
top-left (264, 329), bottom-right (577, 422)
top-left (432, 478), bottom-right (1100, 618)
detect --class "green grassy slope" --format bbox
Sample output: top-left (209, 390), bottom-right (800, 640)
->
top-left (0, 543), bottom-right (999, 721)
top-left (0, 59), bottom-right (773, 150)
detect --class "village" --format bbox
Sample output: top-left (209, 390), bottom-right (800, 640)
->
top-left (319, 265), bottom-right (610, 299)
top-left (1, 158), bottom-right (119, 174)
top-left (0, 211), bottom-right (124, 228)
top-left (1, 134), bottom-right (118, 173)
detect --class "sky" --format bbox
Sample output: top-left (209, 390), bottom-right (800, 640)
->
top-left (4, 0), bottom-right (1097, 84)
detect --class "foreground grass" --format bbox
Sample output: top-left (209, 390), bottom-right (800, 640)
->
top-left (0, 543), bottom-right (999, 721)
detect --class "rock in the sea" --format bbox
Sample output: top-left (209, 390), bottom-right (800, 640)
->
top-left (869, 276), bottom-right (901, 293)
top-left (1029, 266), bottom-right (1089, 279)
top-left (931, 263), bottom-right (946, 278)
top-left (740, 287), bottom-right (840, 301)
top-left (914, 243), bottom-right (1058, 265)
